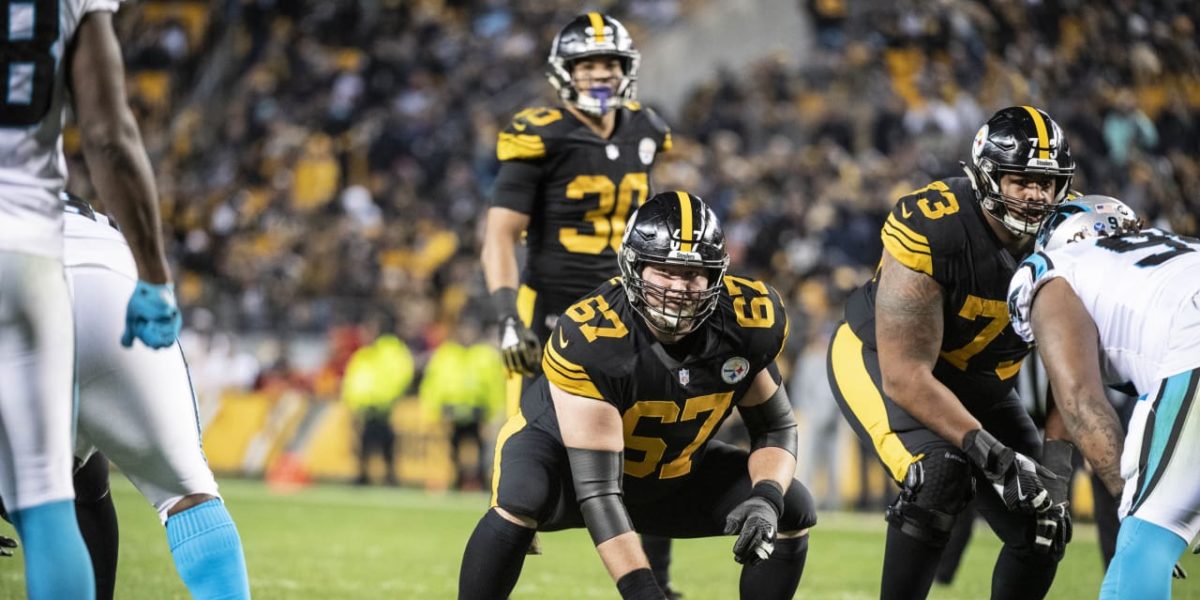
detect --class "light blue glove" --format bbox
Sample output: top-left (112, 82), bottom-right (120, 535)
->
top-left (122, 281), bottom-right (182, 349)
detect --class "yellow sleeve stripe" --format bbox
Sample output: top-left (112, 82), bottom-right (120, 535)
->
top-left (543, 358), bottom-right (603, 399)
top-left (497, 133), bottom-right (546, 160)
top-left (881, 222), bottom-right (930, 255)
top-left (544, 339), bottom-right (585, 374)
top-left (882, 231), bottom-right (933, 275)
top-left (661, 131), bottom-right (673, 152)
top-left (884, 214), bottom-right (929, 248)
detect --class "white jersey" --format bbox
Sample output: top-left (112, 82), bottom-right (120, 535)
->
top-left (0, 0), bottom-right (120, 258)
top-left (1008, 228), bottom-right (1200, 395)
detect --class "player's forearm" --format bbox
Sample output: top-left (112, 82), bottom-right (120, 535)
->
top-left (480, 230), bottom-right (521, 292)
top-left (883, 369), bottom-right (982, 448)
top-left (747, 446), bottom-right (796, 493)
top-left (1057, 390), bottom-right (1124, 495)
top-left (595, 531), bottom-right (653, 581)
top-left (81, 122), bottom-right (170, 284)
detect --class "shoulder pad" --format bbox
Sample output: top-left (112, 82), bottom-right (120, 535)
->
top-left (1007, 251), bottom-right (1061, 343)
top-left (542, 284), bottom-right (631, 399)
top-left (642, 105), bottom-right (673, 151)
top-left (496, 107), bottom-right (565, 161)
top-left (721, 275), bottom-right (789, 361)
top-left (882, 180), bottom-right (967, 276)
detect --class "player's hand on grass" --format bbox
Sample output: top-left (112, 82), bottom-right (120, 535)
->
top-left (724, 481), bottom-right (784, 566)
top-left (122, 281), bottom-right (182, 349)
top-left (0, 535), bottom-right (16, 557)
top-left (1174, 563), bottom-right (1188, 580)
top-left (1032, 440), bottom-right (1074, 557)
top-left (964, 429), bottom-right (1055, 514)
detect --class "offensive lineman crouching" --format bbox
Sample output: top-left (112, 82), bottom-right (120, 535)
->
top-left (459, 192), bottom-right (816, 600)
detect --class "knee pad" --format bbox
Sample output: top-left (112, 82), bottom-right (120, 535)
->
top-left (886, 451), bottom-right (974, 545)
top-left (780, 479), bottom-right (818, 533)
top-left (73, 452), bottom-right (112, 504)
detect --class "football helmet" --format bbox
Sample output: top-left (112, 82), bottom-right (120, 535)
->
top-left (1034, 195), bottom-right (1141, 252)
top-left (619, 191), bottom-right (729, 337)
top-left (546, 13), bottom-right (639, 117)
top-left (962, 106), bottom-right (1075, 236)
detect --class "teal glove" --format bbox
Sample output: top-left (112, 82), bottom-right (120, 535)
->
top-left (122, 281), bottom-right (182, 349)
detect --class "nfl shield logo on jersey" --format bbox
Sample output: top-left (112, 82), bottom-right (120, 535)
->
top-left (678, 369), bottom-right (690, 386)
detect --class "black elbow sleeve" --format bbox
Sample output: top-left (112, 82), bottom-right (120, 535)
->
top-left (741, 384), bottom-right (798, 457)
top-left (566, 448), bottom-right (634, 545)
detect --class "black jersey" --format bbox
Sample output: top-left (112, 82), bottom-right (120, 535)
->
top-left (844, 177), bottom-right (1032, 386)
top-left (520, 275), bottom-right (788, 501)
top-left (492, 103), bottom-right (672, 309)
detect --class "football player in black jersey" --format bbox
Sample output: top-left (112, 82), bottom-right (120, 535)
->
top-left (460, 192), bottom-right (816, 600)
top-left (479, 11), bottom-right (676, 589)
top-left (827, 106), bottom-right (1077, 599)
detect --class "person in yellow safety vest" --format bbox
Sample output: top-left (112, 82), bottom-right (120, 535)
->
top-left (342, 332), bottom-right (414, 486)
top-left (420, 319), bottom-right (505, 490)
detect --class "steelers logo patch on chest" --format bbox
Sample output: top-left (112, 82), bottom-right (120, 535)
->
top-left (606, 144), bottom-right (620, 160)
top-left (721, 357), bottom-right (750, 384)
top-left (638, 137), bottom-right (656, 165)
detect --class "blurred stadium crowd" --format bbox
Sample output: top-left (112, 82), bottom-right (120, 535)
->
top-left (81, 0), bottom-right (1200, 490)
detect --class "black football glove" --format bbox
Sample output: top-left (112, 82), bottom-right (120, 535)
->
top-left (0, 535), bottom-right (16, 557)
top-left (1032, 439), bottom-right (1075, 557)
top-left (964, 429), bottom-right (1056, 514)
top-left (493, 288), bottom-right (541, 377)
top-left (1174, 562), bottom-right (1188, 580)
top-left (499, 316), bottom-right (541, 376)
top-left (724, 481), bottom-right (784, 566)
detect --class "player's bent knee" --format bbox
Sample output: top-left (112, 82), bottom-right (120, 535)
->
top-left (73, 452), bottom-right (112, 504)
top-left (886, 455), bottom-right (972, 546)
top-left (494, 506), bottom-right (538, 529)
top-left (780, 479), bottom-right (818, 532)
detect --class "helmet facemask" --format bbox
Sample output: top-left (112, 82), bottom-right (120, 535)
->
top-left (619, 256), bottom-right (726, 337)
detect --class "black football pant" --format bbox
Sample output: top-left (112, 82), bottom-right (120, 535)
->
top-left (461, 422), bottom-right (816, 599)
top-left (828, 323), bottom-right (1061, 600)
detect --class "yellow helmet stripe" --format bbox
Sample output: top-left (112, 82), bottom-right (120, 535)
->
top-left (588, 13), bottom-right (606, 44)
top-left (676, 191), bottom-right (694, 253)
top-left (1021, 105), bottom-right (1050, 160)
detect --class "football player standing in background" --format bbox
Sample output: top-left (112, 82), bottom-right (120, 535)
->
top-left (1008, 197), bottom-right (1200, 600)
top-left (827, 107), bottom-right (1076, 599)
top-left (0, 0), bottom-right (179, 598)
top-left (479, 12), bottom-right (678, 595)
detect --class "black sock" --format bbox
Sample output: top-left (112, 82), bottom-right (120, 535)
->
top-left (738, 535), bottom-right (809, 600)
top-left (991, 545), bottom-right (1058, 600)
top-left (74, 454), bottom-right (119, 600)
top-left (881, 522), bottom-right (944, 600)
top-left (459, 509), bottom-right (535, 600)
top-left (641, 535), bottom-right (673, 589)
top-left (934, 506), bottom-right (975, 584)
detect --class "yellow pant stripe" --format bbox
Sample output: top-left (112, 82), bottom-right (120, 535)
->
top-left (490, 409), bottom-right (528, 507)
top-left (830, 323), bottom-right (921, 481)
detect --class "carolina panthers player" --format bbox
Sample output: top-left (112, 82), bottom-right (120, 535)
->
top-left (0, 1), bottom-right (177, 598)
top-left (1008, 196), bottom-right (1200, 599)
top-left (481, 12), bottom-right (676, 591)
top-left (59, 191), bottom-right (251, 599)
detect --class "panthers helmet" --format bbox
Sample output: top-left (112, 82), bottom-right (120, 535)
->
top-left (1035, 195), bottom-right (1141, 252)
top-left (619, 191), bottom-right (729, 337)
top-left (962, 106), bottom-right (1075, 236)
top-left (546, 13), bottom-right (639, 117)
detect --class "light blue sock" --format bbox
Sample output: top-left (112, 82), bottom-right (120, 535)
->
top-left (1101, 516), bottom-right (1187, 600)
top-left (166, 498), bottom-right (251, 599)
top-left (11, 499), bottom-right (96, 600)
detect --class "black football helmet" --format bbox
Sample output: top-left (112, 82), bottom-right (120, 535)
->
top-left (962, 106), bottom-right (1075, 236)
top-left (619, 191), bottom-right (729, 337)
top-left (546, 13), bottom-right (639, 117)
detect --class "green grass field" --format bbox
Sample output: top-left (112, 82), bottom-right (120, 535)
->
top-left (1, 478), bottom-right (1197, 599)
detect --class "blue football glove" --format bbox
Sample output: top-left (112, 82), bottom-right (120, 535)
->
top-left (121, 281), bottom-right (182, 349)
